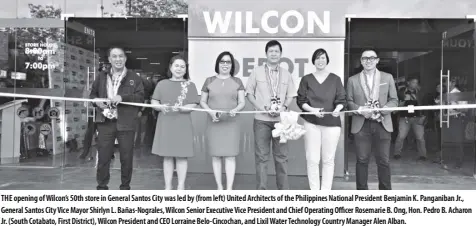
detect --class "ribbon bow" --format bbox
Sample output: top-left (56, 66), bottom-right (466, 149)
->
top-left (366, 100), bottom-right (384, 122)
top-left (272, 111), bottom-right (306, 143)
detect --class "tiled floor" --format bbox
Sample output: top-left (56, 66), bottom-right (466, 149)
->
top-left (1, 141), bottom-right (475, 190)
top-left (0, 167), bottom-right (475, 190)
top-left (0, 139), bottom-right (476, 190)
top-left (8, 145), bottom-right (163, 169)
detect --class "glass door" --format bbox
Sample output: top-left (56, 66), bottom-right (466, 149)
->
top-left (440, 19), bottom-right (476, 177)
top-left (61, 20), bottom-right (98, 167)
top-left (0, 19), bottom-right (64, 168)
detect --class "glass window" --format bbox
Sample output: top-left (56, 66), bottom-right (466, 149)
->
top-left (0, 26), bottom-right (65, 168)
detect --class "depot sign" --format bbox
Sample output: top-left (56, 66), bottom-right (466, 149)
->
top-left (189, 39), bottom-right (344, 90)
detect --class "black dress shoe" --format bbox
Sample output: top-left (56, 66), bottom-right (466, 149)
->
top-left (417, 156), bottom-right (427, 161)
top-left (393, 154), bottom-right (401, 160)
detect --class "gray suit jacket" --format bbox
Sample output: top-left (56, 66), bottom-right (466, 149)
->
top-left (346, 71), bottom-right (399, 133)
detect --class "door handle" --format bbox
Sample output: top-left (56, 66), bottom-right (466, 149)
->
top-left (440, 70), bottom-right (445, 128)
top-left (86, 67), bottom-right (89, 119)
top-left (87, 66), bottom-right (96, 123)
top-left (446, 70), bottom-right (450, 128)
top-left (440, 70), bottom-right (450, 128)
top-left (440, 70), bottom-right (443, 128)
top-left (92, 66), bottom-right (96, 122)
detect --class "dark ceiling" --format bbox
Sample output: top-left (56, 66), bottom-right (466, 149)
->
top-left (69, 18), bottom-right (186, 32)
top-left (67, 18), bottom-right (187, 72)
top-left (349, 18), bottom-right (473, 33)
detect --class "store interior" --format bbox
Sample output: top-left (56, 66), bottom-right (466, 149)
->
top-left (346, 18), bottom-right (476, 177)
top-left (0, 18), bottom-right (475, 179)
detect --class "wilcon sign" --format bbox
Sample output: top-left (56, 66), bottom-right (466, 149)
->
top-left (188, 0), bottom-right (346, 38)
top-left (202, 10), bottom-right (331, 35)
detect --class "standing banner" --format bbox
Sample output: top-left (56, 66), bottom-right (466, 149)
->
top-left (188, 0), bottom-right (347, 176)
top-left (47, 41), bottom-right (99, 154)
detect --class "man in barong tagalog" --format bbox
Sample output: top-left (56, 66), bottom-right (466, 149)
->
top-left (346, 49), bottom-right (398, 190)
top-left (246, 40), bottom-right (297, 190)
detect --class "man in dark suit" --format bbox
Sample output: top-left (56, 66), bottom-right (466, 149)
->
top-left (90, 46), bottom-right (144, 190)
top-left (347, 49), bottom-right (399, 190)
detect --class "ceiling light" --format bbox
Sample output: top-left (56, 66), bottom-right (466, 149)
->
top-left (150, 63), bottom-right (160, 65)
top-left (137, 58), bottom-right (147, 60)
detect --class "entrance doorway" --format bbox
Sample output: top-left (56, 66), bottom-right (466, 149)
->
top-left (440, 21), bottom-right (476, 176)
top-left (346, 18), bottom-right (476, 179)
top-left (62, 17), bottom-right (188, 169)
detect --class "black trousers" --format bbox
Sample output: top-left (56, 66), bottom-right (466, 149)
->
top-left (80, 117), bottom-right (96, 158)
top-left (96, 119), bottom-right (135, 190)
top-left (354, 120), bottom-right (392, 190)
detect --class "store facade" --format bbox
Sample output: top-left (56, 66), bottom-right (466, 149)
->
top-left (0, 0), bottom-right (475, 180)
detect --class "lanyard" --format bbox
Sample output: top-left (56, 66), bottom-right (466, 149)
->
top-left (265, 64), bottom-right (281, 99)
top-left (362, 72), bottom-right (375, 100)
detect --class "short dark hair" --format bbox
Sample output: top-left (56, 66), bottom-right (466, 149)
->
top-left (407, 76), bottom-right (420, 83)
top-left (311, 48), bottom-right (330, 65)
top-left (361, 48), bottom-right (379, 57)
top-left (166, 54), bottom-right (190, 80)
top-left (107, 46), bottom-right (126, 57)
top-left (214, 51), bottom-right (236, 76)
top-left (265, 40), bottom-right (282, 53)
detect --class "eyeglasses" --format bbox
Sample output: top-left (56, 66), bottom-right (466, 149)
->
top-left (361, 57), bottom-right (378, 62)
top-left (219, 60), bottom-right (232, 65)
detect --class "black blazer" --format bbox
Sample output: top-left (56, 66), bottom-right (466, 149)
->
top-left (89, 70), bottom-right (145, 131)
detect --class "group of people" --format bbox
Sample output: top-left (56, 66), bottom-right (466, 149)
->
top-left (89, 40), bottom-right (398, 191)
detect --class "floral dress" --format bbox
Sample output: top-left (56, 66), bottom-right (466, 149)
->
top-left (151, 79), bottom-right (199, 158)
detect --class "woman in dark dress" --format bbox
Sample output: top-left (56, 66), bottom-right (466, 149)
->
top-left (200, 51), bottom-right (245, 190)
top-left (297, 48), bottom-right (346, 190)
top-left (151, 55), bottom-right (199, 190)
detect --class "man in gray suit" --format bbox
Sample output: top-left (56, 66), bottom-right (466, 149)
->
top-left (347, 49), bottom-right (398, 190)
